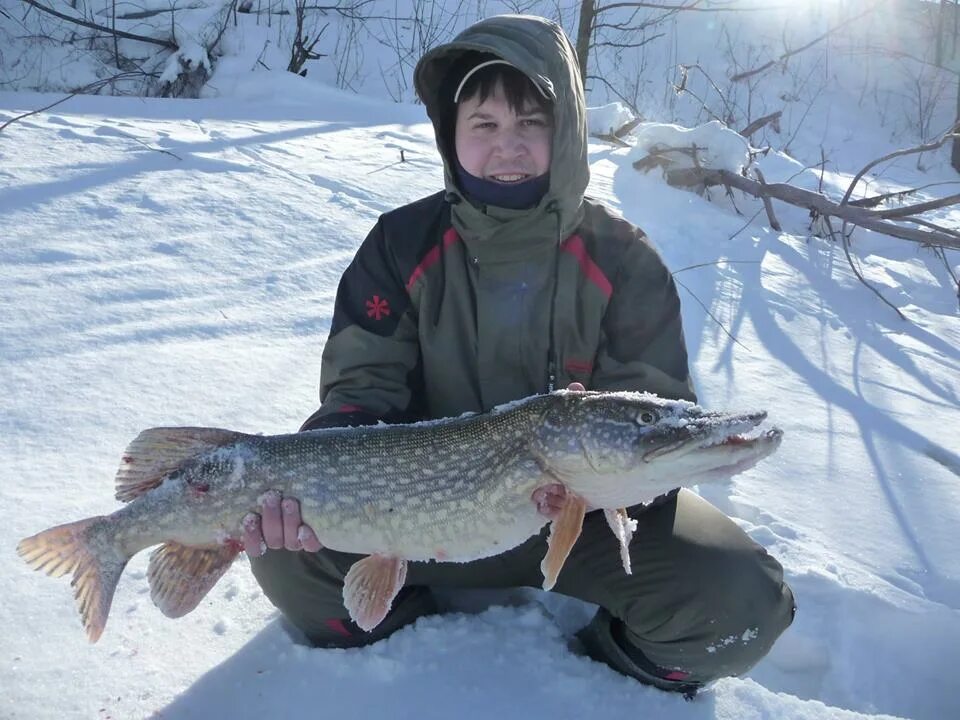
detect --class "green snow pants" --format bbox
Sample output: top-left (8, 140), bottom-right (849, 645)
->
top-left (249, 489), bottom-right (795, 694)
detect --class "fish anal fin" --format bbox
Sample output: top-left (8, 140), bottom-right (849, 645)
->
top-left (147, 541), bottom-right (240, 618)
top-left (604, 507), bottom-right (638, 575)
top-left (116, 428), bottom-right (248, 502)
top-left (342, 555), bottom-right (408, 632)
top-left (540, 491), bottom-right (587, 591)
top-left (17, 516), bottom-right (128, 643)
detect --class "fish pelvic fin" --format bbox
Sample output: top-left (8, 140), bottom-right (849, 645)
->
top-left (540, 491), bottom-right (588, 591)
top-left (115, 428), bottom-right (249, 502)
top-left (17, 517), bottom-right (129, 643)
top-left (342, 555), bottom-right (408, 632)
top-left (148, 542), bottom-right (240, 618)
top-left (604, 508), bottom-right (638, 576)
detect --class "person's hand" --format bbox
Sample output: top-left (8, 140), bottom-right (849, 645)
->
top-left (532, 382), bottom-right (585, 520)
top-left (242, 490), bottom-right (323, 557)
top-left (532, 483), bottom-right (568, 520)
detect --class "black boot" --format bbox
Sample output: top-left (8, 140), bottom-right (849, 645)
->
top-left (574, 608), bottom-right (701, 699)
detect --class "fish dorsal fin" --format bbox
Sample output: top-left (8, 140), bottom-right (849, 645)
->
top-left (342, 555), bottom-right (408, 632)
top-left (540, 490), bottom-right (587, 591)
top-left (115, 427), bottom-right (246, 502)
top-left (148, 541), bottom-right (240, 618)
top-left (604, 508), bottom-right (638, 575)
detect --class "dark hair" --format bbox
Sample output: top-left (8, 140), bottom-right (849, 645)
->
top-left (446, 52), bottom-right (551, 115)
top-left (457, 61), bottom-right (552, 115)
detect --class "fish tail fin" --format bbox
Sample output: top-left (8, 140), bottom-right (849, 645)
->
top-left (17, 517), bottom-right (129, 643)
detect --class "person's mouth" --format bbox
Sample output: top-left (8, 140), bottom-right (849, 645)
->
top-left (488, 173), bottom-right (531, 183)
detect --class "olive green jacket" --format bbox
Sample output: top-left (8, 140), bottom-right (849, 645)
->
top-left (303, 15), bottom-right (694, 430)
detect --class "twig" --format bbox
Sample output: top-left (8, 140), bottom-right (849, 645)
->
top-left (673, 277), bottom-right (750, 351)
top-left (848, 182), bottom-right (960, 208)
top-left (840, 124), bottom-right (960, 206)
top-left (935, 247), bottom-right (960, 309)
top-left (666, 167), bottom-right (960, 251)
top-left (673, 259), bottom-right (763, 273)
top-left (730, 2), bottom-right (879, 82)
top-left (831, 215), bottom-right (907, 321)
top-left (753, 169), bottom-right (782, 231)
top-left (874, 192), bottom-right (960, 219)
top-left (0, 73), bottom-right (149, 133)
top-left (740, 110), bottom-right (781, 139)
top-left (19, 0), bottom-right (177, 49)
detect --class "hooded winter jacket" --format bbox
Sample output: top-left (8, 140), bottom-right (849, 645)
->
top-left (302, 14), bottom-right (695, 430)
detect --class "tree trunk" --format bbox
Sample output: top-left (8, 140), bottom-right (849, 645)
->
top-left (575, 0), bottom-right (595, 89)
top-left (953, 72), bottom-right (960, 172)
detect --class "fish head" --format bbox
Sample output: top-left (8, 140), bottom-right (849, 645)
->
top-left (532, 390), bottom-right (783, 508)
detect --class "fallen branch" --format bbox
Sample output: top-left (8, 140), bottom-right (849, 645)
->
top-left (664, 167), bottom-right (960, 251)
top-left (753, 168), bottom-right (782, 231)
top-left (840, 124), bottom-right (960, 206)
top-left (592, 117), bottom-right (644, 147)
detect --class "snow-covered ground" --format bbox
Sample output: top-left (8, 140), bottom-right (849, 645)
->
top-left (2, 3), bottom-right (959, 717)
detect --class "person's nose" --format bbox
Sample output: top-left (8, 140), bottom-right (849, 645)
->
top-left (493, 129), bottom-right (527, 159)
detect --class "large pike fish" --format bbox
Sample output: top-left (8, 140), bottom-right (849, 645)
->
top-left (18, 390), bottom-right (782, 642)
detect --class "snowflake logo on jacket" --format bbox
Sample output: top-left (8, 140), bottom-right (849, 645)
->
top-left (365, 295), bottom-right (391, 320)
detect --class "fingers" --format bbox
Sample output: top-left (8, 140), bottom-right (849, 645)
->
top-left (260, 490), bottom-right (284, 550)
top-left (282, 497), bottom-right (303, 551)
top-left (241, 512), bottom-right (267, 558)
top-left (298, 524), bottom-right (323, 552)
top-left (532, 483), bottom-right (567, 520)
top-left (242, 491), bottom-right (323, 556)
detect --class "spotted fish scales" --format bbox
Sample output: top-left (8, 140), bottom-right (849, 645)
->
top-left (18, 390), bottom-right (782, 641)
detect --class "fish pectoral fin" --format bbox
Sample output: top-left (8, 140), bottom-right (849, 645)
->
top-left (604, 508), bottom-right (638, 575)
top-left (115, 428), bottom-right (250, 502)
top-left (342, 555), bottom-right (408, 632)
top-left (148, 541), bottom-right (240, 618)
top-left (540, 491), bottom-right (588, 591)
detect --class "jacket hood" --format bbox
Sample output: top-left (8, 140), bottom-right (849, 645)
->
top-left (414, 14), bottom-right (589, 248)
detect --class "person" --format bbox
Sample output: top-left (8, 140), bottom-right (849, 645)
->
top-left (244, 14), bottom-right (795, 696)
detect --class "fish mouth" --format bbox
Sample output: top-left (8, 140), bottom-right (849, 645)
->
top-left (642, 411), bottom-right (781, 462)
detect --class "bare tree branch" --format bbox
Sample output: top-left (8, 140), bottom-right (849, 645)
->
top-left (660, 166), bottom-right (960, 251)
top-left (596, 1), bottom-right (782, 13)
top-left (730, 2), bottom-right (879, 83)
top-left (874, 192), bottom-right (960, 219)
top-left (18, 0), bottom-right (177, 49)
top-left (740, 110), bottom-right (782, 139)
top-left (753, 168), bottom-right (782, 231)
top-left (840, 124), bottom-right (960, 206)
top-left (0, 72), bottom-right (155, 133)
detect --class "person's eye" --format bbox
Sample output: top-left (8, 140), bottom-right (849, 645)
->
top-left (522, 118), bottom-right (547, 128)
top-left (474, 121), bottom-right (496, 130)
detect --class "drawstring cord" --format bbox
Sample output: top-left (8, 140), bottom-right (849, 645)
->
top-left (434, 193), bottom-right (462, 327)
top-left (545, 199), bottom-right (562, 393)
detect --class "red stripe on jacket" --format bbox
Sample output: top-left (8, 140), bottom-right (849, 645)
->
top-left (406, 228), bottom-right (460, 292)
top-left (561, 234), bottom-right (613, 299)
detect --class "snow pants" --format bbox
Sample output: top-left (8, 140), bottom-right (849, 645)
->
top-left (249, 489), bottom-right (795, 693)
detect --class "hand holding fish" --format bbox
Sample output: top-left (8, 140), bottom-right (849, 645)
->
top-left (17, 389), bottom-right (783, 642)
top-left (245, 381), bottom-right (587, 553)
top-left (242, 491), bottom-right (323, 557)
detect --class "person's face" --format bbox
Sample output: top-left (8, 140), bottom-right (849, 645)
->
top-left (454, 81), bottom-right (552, 183)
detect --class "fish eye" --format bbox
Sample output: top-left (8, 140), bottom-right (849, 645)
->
top-left (636, 410), bottom-right (658, 425)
